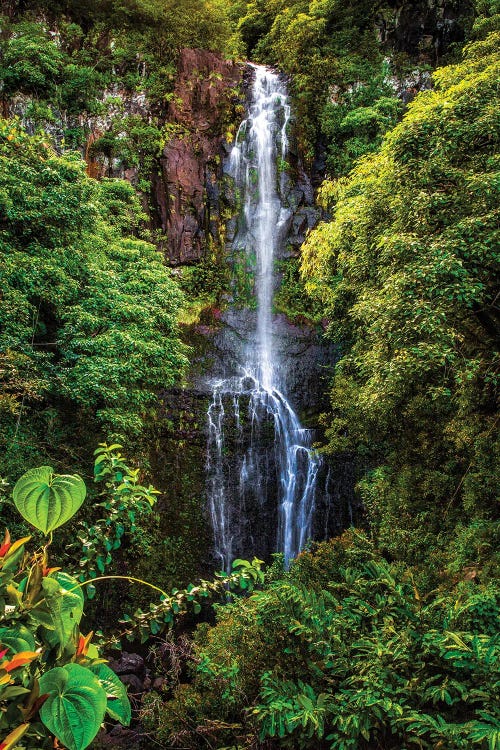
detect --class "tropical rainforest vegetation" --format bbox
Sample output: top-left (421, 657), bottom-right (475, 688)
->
top-left (301, 9), bottom-right (499, 573)
top-left (0, 0), bottom-right (498, 748)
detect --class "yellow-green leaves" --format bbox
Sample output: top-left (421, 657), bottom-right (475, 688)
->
top-left (300, 16), bottom-right (500, 558)
top-left (13, 466), bottom-right (86, 534)
top-left (0, 723), bottom-right (30, 750)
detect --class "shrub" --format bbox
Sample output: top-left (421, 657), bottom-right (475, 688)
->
top-left (145, 535), bottom-right (500, 749)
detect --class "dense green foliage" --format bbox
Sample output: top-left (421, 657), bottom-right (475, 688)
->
top-left (0, 2), bottom-right (498, 749)
top-left (0, 121), bottom-right (187, 478)
top-left (0, 0), bottom-right (239, 191)
top-left (0, 454), bottom-right (264, 749)
top-left (274, 257), bottom-right (323, 324)
top-left (230, 0), bottom-right (475, 167)
top-left (301, 12), bottom-right (500, 570)
top-left (1, 0), bottom-right (237, 98)
top-left (142, 533), bottom-right (499, 749)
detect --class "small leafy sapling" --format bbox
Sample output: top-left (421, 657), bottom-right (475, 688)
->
top-left (78, 443), bottom-right (159, 592)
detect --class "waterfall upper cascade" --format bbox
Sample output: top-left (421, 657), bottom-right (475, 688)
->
top-left (206, 65), bottom-right (322, 570)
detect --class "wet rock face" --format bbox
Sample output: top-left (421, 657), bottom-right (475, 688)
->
top-left (150, 387), bottom-right (213, 574)
top-left (379, 0), bottom-right (474, 60)
top-left (192, 307), bottom-right (334, 420)
top-left (153, 61), bottom-right (356, 569)
top-left (152, 49), bottom-right (245, 265)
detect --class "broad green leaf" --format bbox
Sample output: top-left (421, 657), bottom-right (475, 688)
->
top-left (39, 664), bottom-right (107, 750)
top-left (36, 573), bottom-right (84, 652)
top-left (0, 624), bottom-right (36, 655)
top-left (89, 663), bottom-right (131, 726)
top-left (13, 466), bottom-right (86, 534)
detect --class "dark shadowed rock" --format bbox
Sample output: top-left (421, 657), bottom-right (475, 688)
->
top-left (108, 651), bottom-right (145, 677)
top-left (119, 673), bottom-right (144, 694)
top-left (152, 49), bottom-right (245, 265)
top-left (378, 0), bottom-right (474, 61)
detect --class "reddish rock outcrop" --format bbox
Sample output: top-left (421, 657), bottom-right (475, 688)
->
top-left (152, 49), bottom-right (245, 265)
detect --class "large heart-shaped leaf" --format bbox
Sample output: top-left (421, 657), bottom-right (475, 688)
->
top-left (13, 467), bottom-right (86, 534)
top-left (89, 663), bottom-right (131, 726)
top-left (39, 664), bottom-right (107, 750)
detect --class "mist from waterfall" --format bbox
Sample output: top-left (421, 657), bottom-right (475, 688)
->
top-left (206, 65), bottom-right (321, 570)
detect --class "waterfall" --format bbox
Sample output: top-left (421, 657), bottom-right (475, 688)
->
top-left (206, 65), bottom-right (321, 570)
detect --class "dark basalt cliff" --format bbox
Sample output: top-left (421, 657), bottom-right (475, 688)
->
top-left (152, 49), bottom-right (245, 266)
top-left (379, 0), bottom-right (474, 60)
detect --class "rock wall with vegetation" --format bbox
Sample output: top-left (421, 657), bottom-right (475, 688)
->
top-left (152, 48), bottom-right (244, 265)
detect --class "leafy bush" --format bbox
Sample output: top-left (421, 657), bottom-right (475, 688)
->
top-left (274, 257), bottom-right (323, 324)
top-left (0, 467), bottom-right (130, 750)
top-left (77, 443), bottom-right (159, 587)
top-left (0, 453), bottom-right (266, 749)
top-left (144, 534), bottom-right (500, 749)
top-left (301, 14), bottom-right (500, 566)
top-left (0, 22), bottom-right (64, 97)
top-left (89, 115), bottom-right (165, 186)
top-left (0, 121), bottom-right (188, 476)
top-left (321, 68), bottom-right (404, 176)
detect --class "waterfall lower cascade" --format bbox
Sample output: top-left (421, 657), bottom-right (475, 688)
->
top-left (206, 65), bottom-right (321, 570)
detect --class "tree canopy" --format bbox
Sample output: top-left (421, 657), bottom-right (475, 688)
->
top-left (301, 13), bottom-right (499, 565)
top-left (0, 121), bottom-right (188, 475)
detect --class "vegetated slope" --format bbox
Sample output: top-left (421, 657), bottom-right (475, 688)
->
top-left (0, 0), bottom-right (239, 480)
top-left (142, 532), bottom-right (500, 749)
top-left (0, 124), bottom-right (188, 478)
top-left (301, 6), bottom-right (499, 572)
top-left (0, 2), bottom-right (498, 749)
top-left (231, 0), bottom-right (475, 170)
top-left (0, 0), bottom-right (239, 183)
top-left (0, 0), bottom-right (250, 601)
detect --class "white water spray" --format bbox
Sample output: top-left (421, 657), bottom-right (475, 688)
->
top-left (206, 66), bottom-right (320, 569)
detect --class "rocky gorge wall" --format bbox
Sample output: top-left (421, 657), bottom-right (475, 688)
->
top-left (151, 49), bottom-right (245, 265)
top-left (379, 0), bottom-right (474, 61)
top-left (150, 57), bottom-right (357, 571)
top-left (4, 0), bottom-right (473, 575)
top-left (4, 40), bottom-right (344, 577)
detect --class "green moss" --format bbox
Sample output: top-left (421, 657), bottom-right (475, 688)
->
top-left (274, 256), bottom-right (323, 324)
top-left (177, 255), bottom-right (231, 313)
top-left (230, 248), bottom-right (257, 308)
